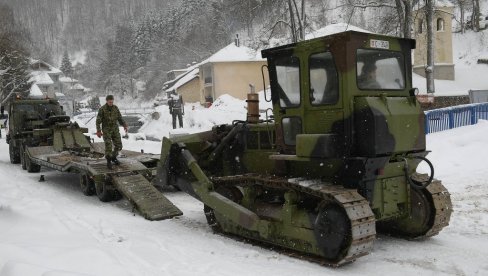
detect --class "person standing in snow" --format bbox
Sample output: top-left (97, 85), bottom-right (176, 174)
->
top-left (96, 95), bottom-right (128, 169)
top-left (168, 92), bottom-right (184, 129)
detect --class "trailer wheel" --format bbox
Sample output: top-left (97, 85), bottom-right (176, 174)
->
top-left (80, 174), bottom-right (95, 196)
top-left (95, 179), bottom-right (113, 202)
top-left (25, 154), bottom-right (41, 173)
top-left (9, 142), bottom-right (20, 164)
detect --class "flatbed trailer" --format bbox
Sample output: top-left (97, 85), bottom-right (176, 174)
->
top-left (25, 141), bottom-right (182, 221)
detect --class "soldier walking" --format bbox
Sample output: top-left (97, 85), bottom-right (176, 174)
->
top-left (96, 95), bottom-right (128, 169)
top-left (168, 93), bottom-right (184, 129)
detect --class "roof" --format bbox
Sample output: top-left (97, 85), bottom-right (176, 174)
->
top-left (262, 28), bottom-right (415, 58)
top-left (29, 71), bottom-right (54, 85)
top-left (29, 84), bottom-right (44, 97)
top-left (166, 67), bottom-right (199, 92)
top-left (305, 23), bottom-right (371, 40)
top-left (29, 59), bottom-right (62, 74)
top-left (203, 43), bottom-right (264, 64)
top-left (59, 76), bottom-right (78, 83)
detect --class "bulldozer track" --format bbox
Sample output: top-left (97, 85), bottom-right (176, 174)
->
top-left (419, 178), bottom-right (452, 238)
top-left (212, 174), bottom-right (376, 266)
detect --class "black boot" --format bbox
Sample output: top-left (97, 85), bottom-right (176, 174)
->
top-left (106, 158), bottom-right (113, 170)
top-left (112, 155), bottom-right (120, 165)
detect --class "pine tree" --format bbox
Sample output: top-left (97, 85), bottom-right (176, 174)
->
top-left (59, 50), bottom-right (74, 77)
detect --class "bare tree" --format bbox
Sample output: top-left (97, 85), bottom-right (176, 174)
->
top-left (425, 0), bottom-right (435, 94)
top-left (471, 0), bottom-right (481, 31)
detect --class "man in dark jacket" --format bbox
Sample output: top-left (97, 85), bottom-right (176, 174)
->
top-left (168, 93), bottom-right (184, 129)
top-left (96, 95), bottom-right (128, 169)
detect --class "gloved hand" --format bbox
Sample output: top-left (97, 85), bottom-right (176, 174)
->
top-left (123, 124), bottom-right (128, 133)
top-left (96, 131), bottom-right (102, 138)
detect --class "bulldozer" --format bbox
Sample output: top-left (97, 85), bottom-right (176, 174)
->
top-left (155, 31), bottom-right (452, 266)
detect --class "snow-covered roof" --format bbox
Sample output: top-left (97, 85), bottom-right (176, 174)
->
top-left (305, 23), bottom-right (371, 40)
top-left (29, 84), bottom-right (44, 97)
top-left (203, 43), bottom-right (264, 64)
top-left (72, 83), bottom-right (86, 91)
top-left (60, 76), bottom-right (78, 83)
top-left (29, 59), bottom-right (62, 74)
top-left (163, 63), bottom-right (200, 87)
top-left (166, 67), bottom-right (199, 92)
top-left (29, 71), bottom-right (54, 86)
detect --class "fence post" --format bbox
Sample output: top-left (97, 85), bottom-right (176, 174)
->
top-left (425, 113), bottom-right (430, 134)
top-left (471, 105), bottom-right (477, 125)
top-left (448, 110), bottom-right (454, 129)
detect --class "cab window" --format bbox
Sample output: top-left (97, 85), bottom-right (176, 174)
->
top-left (282, 117), bottom-right (302, 145)
top-left (357, 49), bottom-right (405, 90)
top-left (309, 52), bottom-right (339, 105)
top-left (275, 56), bottom-right (300, 108)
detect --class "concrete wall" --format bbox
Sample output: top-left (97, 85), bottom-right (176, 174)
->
top-left (413, 6), bottom-right (455, 80)
top-left (176, 77), bottom-right (200, 103)
top-left (413, 63), bottom-right (455, 80)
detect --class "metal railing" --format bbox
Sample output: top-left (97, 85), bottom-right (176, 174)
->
top-left (425, 103), bottom-right (488, 134)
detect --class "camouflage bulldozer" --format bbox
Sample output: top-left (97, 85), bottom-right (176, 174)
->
top-left (155, 30), bottom-right (452, 266)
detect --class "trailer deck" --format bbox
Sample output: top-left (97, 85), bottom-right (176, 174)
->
top-left (26, 142), bottom-right (182, 220)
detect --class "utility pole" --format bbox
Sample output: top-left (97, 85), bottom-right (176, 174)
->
top-left (425, 0), bottom-right (435, 94)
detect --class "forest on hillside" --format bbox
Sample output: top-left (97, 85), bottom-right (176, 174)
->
top-left (1, 0), bottom-right (485, 101)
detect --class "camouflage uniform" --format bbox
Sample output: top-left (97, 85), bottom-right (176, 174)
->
top-left (168, 95), bottom-right (184, 129)
top-left (96, 104), bottom-right (126, 159)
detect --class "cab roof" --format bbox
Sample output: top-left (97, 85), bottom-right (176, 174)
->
top-left (261, 30), bottom-right (416, 58)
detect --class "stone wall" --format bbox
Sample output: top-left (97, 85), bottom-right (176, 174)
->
top-left (420, 95), bottom-right (470, 110)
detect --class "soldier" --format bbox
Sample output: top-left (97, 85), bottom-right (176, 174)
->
top-left (168, 92), bottom-right (184, 129)
top-left (96, 95), bottom-right (128, 169)
top-left (358, 63), bottom-right (380, 89)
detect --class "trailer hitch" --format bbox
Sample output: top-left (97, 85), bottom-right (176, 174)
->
top-left (403, 156), bottom-right (434, 190)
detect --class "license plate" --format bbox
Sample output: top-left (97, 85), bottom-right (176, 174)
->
top-left (370, 39), bottom-right (389, 49)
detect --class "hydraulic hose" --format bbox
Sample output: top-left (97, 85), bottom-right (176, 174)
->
top-left (403, 156), bottom-right (434, 190)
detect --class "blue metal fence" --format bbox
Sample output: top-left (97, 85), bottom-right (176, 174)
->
top-left (425, 103), bottom-right (488, 134)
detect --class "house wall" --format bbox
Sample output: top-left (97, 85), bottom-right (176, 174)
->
top-left (211, 61), bottom-right (269, 102)
top-left (176, 77), bottom-right (200, 103)
top-left (413, 6), bottom-right (455, 80)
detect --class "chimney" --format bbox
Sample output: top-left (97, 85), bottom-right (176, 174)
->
top-left (234, 34), bottom-right (240, 47)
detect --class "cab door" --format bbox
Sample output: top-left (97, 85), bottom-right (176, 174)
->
top-left (268, 49), bottom-right (304, 155)
top-left (302, 47), bottom-right (344, 136)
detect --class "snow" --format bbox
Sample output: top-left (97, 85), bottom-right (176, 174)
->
top-left (59, 76), bottom-right (78, 83)
top-left (29, 84), bottom-right (44, 97)
top-left (305, 23), bottom-right (371, 40)
top-left (204, 43), bottom-right (264, 63)
top-left (1, 116), bottom-right (488, 275)
top-left (28, 72), bottom-right (54, 86)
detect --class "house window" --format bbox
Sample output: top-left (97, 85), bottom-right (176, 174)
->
top-left (437, 18), bottom-right (445, 31)
top-left (418, 19), bottom-right (423, 33)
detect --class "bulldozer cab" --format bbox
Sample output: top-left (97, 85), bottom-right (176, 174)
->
top-left (262, 31), bottom-right (419, 158)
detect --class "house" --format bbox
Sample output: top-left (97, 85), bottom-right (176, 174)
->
top-left (164, 40), bottom-right (269, 105)
top-left (165, 67), bottom-right (200, 103)
top-left (413, 0), bottom-right (455, 80)
top-left (198, 42), bottom-right (268, 104)
top-left (28, 59), bottom-right (63, 97)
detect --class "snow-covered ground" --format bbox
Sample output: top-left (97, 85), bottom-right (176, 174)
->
top-left (1, 117), bottom-right (488, 275)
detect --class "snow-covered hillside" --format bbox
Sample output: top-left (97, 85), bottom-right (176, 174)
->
top-left (1, 120), bottom-right (488, 275)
